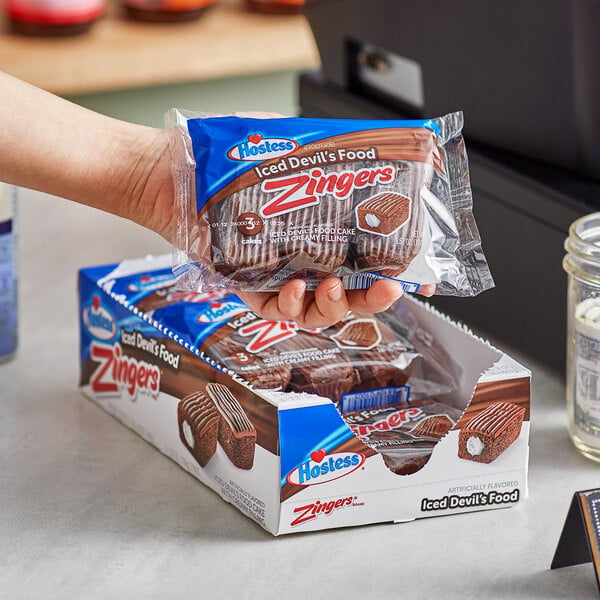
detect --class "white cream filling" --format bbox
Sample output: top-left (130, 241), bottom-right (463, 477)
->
top-left (466, 436), bottom-right (484, 456)
top-left (365, 213), bottom-right (381, 228)
top-left (183, 420), bottom-right (195, 449)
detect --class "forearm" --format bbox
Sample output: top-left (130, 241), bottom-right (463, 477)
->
top-left (0, 72), bottom-right (166, 227)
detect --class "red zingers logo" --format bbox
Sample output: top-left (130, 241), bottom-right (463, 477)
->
top-left (290, 496), bottom-right (357, 527)
top-left (259, 165), bottom-right (396, 218)
top-left (237, 319), bottom-right (299, 352)
top-left (348, 407), bottom-right (423, 437)
top-left (90, 341), bottom-right (160, 400)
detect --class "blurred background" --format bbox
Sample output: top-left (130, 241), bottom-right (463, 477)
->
top-left (3, 0), bottom-right (600, 373)
top-left (0, 0), bottom-right (318, 123)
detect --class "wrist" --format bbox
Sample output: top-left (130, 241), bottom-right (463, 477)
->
top-left (91, 118), bottom-right (176, 240)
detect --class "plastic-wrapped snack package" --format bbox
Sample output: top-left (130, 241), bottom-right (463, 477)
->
top-left (319, 310), bottom-right (461, 412)
top-left (342, 399), bottom-right (465, 475)
top-left (167, 111), bottom-right (494, 294)
top-left (167, 110), bottom-right (494, 296)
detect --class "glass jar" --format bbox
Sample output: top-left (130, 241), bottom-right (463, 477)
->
top-left (121, 0), bottom-right (215, 23)
top-left (563, 212), bottom-right (600, 461)
top-left (6, 0), bottom-right (105, 36)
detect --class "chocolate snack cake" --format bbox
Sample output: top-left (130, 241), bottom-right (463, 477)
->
top-left (174, 112), bottom-right (494, 296)
top-left (207, 184), bottom-right (281, 283)
top-left (355, 192), bottom-right (411, 236)
top-left (411, 414), bottom-right (454, 439)
top-left (282, 165), bottom-right (352, 278)
top-left (352, 160), bottom-right (431, 276)
top-left (331, 318), bottom-right (382, 350)
top-left (365, 430), bottom-right (437, 476)
top-left (458, 402), bottom-right (525, 464)
top-left (326, 314), bottom-right (416, 401)
top-left (177, 391), bottom-right (220, 467)
top-left (204, 336), bottom-right (291, 390)
top-left (208, 163), bottom-right (352, 285)
top-left (280, 331), bottom-right (355, 401)
top-left (206, 383), bottom-right (257, 470)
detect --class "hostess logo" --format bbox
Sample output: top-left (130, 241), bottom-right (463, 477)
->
top-left (286, 449), bottom-right (365, 486)
top-left (227, 133), bottom-right (298, 162)
top-left (196, 300), bottom-right (246, 323)
top-left (82, 295), bottom-right (117, 341)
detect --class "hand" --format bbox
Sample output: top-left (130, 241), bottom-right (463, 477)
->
top-left (239, 278), bottom-right (435, 329)
top-left (127, 112), bottom-right (284, 241)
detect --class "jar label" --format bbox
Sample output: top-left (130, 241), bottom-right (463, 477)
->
top-left (574, 298), bottom-right (600, 440)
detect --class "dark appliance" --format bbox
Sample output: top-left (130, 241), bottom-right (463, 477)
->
top-left (299, 0), bottom-right (600, 372)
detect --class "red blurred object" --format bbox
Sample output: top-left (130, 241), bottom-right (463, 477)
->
top-left (121, 0), bottom-right (216, 22)
top-left (246, 0), bottom-right (304, 14)
top-left (6, 0), bottom-right (106, 36)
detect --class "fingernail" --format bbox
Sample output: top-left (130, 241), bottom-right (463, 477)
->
top-left (293, 284), bottom-right (305, 301)
top-left (328, 282), bottom-right (343, 302)
top-left (391, 284), bottom-right (405, 300)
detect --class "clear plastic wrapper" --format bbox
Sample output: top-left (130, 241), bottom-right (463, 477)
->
top-left (167, 110), bottom-right (493, 296)
top-left (343, 399), bottom-right (465, 475)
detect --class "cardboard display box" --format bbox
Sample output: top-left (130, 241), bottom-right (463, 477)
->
top-left (79, 255), bottom-right (530, 535)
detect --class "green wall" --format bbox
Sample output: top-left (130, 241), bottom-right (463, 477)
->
top-left (67, 70), bottom-right (300, 127)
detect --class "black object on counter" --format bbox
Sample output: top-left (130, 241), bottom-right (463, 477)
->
top-left (552, 489), bottom-right (600, 593)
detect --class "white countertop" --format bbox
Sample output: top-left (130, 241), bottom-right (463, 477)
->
top-left (1, 188), bottom-right (599, 600)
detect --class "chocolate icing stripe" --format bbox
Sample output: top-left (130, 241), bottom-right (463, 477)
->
top-left (463, 402), bottom-right (525, 434)
top-left (182, 392), bottom-right (220, 434)
top-left (207, 383), bottom-right (255, 435)
top-left (358, 192), bottom-right (410, 217)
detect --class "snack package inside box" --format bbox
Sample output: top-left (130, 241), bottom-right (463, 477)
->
top-left (126, 261), bottom-right (461, 415)
top-left (166, 110), bottom-right (494, 295)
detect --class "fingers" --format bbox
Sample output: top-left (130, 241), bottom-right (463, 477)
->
top-left (299, 277), bottom-right (348, 329)
top-left (278, 279), bottom-right (306, 320)
top-left (238, 277), bottom-right (430, 329)
top-left (239, 278), bottom-right (349, 329)
top-left (237, 279), bottom-right (306, 322)
top-left (346, 279), bottom-right (405, 314)
top-left (418, 284), bottom-right (436, 297)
